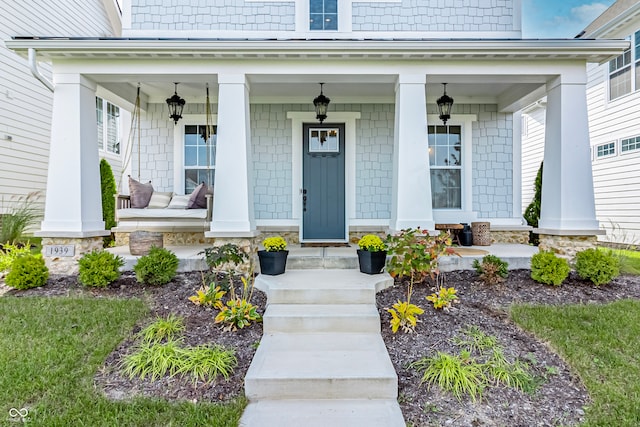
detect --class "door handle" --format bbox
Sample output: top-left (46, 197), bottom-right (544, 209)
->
top-left (302, 189), bottom-right (307, 212)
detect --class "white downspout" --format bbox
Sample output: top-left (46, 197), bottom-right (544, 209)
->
top-left (28, 48), bottom-right (54, 92)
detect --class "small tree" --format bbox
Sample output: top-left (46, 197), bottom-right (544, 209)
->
top-left (100, 159), bottom-right (117, 247)
top-left (524, 161), bottom-right (542, 244)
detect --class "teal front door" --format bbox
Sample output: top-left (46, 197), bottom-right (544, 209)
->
top-left (302, 123), bottom-right (346, 241)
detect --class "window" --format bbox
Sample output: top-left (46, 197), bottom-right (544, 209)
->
top-left (96, 97), bottom-right (120, 155)
top-left (310, 0), bottom-right (337, 30)
top-left (184, 125), bottom-right (216, 193)
top-left (622, 136), bottom-right (640, 153)
top-left (609, 48), bottom-right (632, 100)
top-left (636, 30), bottom-right (640, 90)
top-left (428, 125), bottom-right (462, 209)
top-left (596, 142), bottom-right (616, 158)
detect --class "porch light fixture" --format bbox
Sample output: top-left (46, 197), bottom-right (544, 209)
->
top-left (313, 83), bottom-right (330, 123)
top-left (166, 82), bottom-right (186, 124)
top-left (436, 83), bottom-right (454, 125)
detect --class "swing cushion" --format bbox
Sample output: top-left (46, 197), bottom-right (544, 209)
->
top-left (128, 176), bottom-right (154, 208)
top-left (147, 192), bottom-right (173, 209)
top-left (188, 182), bottom-right (209, 209)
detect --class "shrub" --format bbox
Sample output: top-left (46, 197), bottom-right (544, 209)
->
top-left (386, 299), bottom-right (424, 333)
top-left (473, 254), bottom-right (509, 285)
top-left (0, 243), bottom-right (32, 273)
top-left (530, 251), bottom-right (570, 286)
top-left (426, 286), bottom-right (459, 310)
top-left (134, 246), bottom-right (179, 286)
top-left (357, 234), bottom-right (386, 252)
top-left (575, 248), bottom-right (620, 286)
top-left (100, 159), bottom-right (117, 247)
top-left (5, 254), bottom-right (48, 290)
top-left (386, 228), bottom-right (455, 285)
top-left (214, 276), bottom-right (262, 332)
top-left (262, 236), bottom-right (287, 252)
top-left (77, 250), bottom-right (124, 287)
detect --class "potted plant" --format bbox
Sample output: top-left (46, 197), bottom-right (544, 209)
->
top-left (357, 234), bottom-right (387, 274)
top-left (258, 236), bottom-right (288, 275)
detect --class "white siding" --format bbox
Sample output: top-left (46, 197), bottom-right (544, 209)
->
top-left (0, 1), bottom-right (118, 218)
top-left (520, 106), bottom-right (545, 214)
top-left (587, 60), bottom-right (640, 245)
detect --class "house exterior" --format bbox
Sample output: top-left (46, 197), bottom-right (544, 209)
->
top-left (0, 0), bottom-right (126, 222)
top-left (5, 0), bottom-right (628, 272)
top-left (522, 0), bottom-right (640, 247)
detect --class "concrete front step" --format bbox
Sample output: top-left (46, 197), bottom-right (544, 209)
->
top-left (239, 399), bottom-right (405, 427)
top-left (263, 304), bottom-right (381, 333)
top-left (245, 332), bottom-right (398, 400)
top-left (255, 269), bottom-right (394, 305)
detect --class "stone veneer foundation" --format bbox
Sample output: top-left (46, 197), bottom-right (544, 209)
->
top-left (41, 236), bottom-right (104, 275)
top-left (490, 230), bottom-right (530, 245)
top-left (538, 234), bottom-right (599, 260)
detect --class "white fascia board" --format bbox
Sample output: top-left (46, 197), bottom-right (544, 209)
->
top-left (6, 39), bottom-right (630, 63)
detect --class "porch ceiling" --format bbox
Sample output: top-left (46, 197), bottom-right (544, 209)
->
top-left (92, 73), bottom-right (546, 106)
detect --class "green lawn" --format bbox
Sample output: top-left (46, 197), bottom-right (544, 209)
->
top-left (511, 300), bottom-right (640, 427)
top-left (0, 297), bottom-right (246, 426)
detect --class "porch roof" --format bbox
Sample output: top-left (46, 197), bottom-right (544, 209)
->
top-left (7, 37), bottom-right (629, 64)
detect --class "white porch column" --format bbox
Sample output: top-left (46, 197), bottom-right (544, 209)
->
top-left (207, 74), bottom-right (257, 237)
top-left (389, 74), bottom-right (434, 232)
top-left (537, 75), bottom-right (600, 233)
top-left (37, 73), bottom-right (107, 237)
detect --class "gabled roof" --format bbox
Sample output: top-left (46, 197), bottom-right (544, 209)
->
top-left (580, 0), bottom-right (640, 39)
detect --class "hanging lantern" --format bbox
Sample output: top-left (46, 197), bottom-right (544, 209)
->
top-left (436, 83), bottom-right (454, 125)
top-left (166, 82), bottom-right (186, 124)
top-left (313, 83), bottom-right (330, 124)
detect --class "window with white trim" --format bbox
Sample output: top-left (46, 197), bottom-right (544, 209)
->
top-left (309, 0), bottom-right (337, 30)
top-left (96, 97), bottom-right (120, 155)
top-left (428, 125), bottom-right (462, 209)
top-left (622, 135), bottom-right (640, 153)
top-left (183, 125), bottom-right (216, 193)
top-left (596, 142), bottom-right (616, 158)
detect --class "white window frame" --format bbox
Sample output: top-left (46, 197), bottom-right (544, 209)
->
top-left (608, 34), bottom-right (635, 101)
top-left (96, 97), bottom-right (121, 156)
top-left (427, 114), bottom-right (475, 217)
top-left (595, 142), bottom-right (616, 159)
top-left (173, 115), bottom-right (218, 195)
top-left (621, 135), bottom-right (640, 154)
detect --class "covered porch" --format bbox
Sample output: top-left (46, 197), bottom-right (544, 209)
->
top-left (5, 38), bottom-right (628, 272)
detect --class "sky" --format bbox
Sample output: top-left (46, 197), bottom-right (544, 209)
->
top-left (521, 0), bottom-right (616, 38)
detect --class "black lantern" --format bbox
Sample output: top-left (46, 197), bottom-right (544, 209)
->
top-left (166, 82), bottom-right (186, 124)
top-left (313, 83), bottom-right (330, 123)
top-left (436, 83), bottom-right (454, 125)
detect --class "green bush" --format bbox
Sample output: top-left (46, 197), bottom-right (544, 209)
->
top-left (5, 254), bottom-right (49, 290)
top-left (0, 243), bottom-right (32, 272)
top-left (575, 248), bottom-right (620, 286)
top-left (523, 162), bottom-right (542, 244)
top-left (100, 159), bottom-right (117, 247)
top-left (530, 251), bottom-right (570, 286)
top-left (77, 250), bottom-right (124, 288)
top-left (134, 246), bottom-right (179, 286)
top-left (472, 254), bottom-right (509, 285)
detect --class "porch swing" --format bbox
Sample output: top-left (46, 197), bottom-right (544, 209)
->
top-left (112, 84), bottom-right (214, 235)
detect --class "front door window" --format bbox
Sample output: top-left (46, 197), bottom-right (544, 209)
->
top-left (310, 0), bottom-right (337, 30)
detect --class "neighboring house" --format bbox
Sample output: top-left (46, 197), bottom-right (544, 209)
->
top-left (522, 0), bottom-right (640, 246)
top-left (0, 0), bottom-right (126, 223)
top-left (5, 0), bottom-right (628, 271)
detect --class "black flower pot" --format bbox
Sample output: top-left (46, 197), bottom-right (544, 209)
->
top-left (258, 250), bottom-right (289, 275)
top-left (357, 249), bottom-right (387, 275)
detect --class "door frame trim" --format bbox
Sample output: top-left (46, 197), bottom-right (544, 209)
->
top-left (287, 111), bottom-right (361, 242)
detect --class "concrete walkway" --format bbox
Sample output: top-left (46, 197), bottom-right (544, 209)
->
top-left (239, 269), bottom-right (405, 427)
